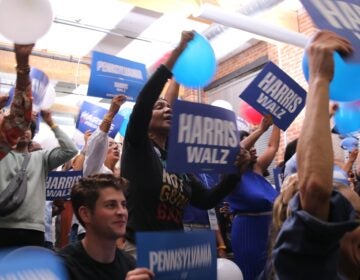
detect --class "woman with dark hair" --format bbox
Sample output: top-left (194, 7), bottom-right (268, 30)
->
top-left (120, 31), bottom-right (250, 258)
top-left (226, 115), bottom-right (280, 280)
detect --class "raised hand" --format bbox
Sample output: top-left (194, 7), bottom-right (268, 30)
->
top-left (259, 114), bottom-right (273, 132)
top-left (177, 30), bottom-right (195, 51)
top-left (40, 109), bottom-right (55, 127)
top-left (307, 31), bottom-right (352, 83)
top-left (108, 94), bottom-right (127, 116)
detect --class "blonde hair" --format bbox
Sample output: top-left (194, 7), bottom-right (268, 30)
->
top-left (266, 173), bottom-right (299, 279)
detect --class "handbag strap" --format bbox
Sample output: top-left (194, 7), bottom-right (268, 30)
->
top-left (19, 153), bottom-right (31, 172)
top-left (0, 153), bottom-right (31, 199)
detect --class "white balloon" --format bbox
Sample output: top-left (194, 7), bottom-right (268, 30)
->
top-left (40, 84), bottom-right (56, 110)
top-left (211, 99), bottom-right (233, 111)
top-left (0, 0), bottom-right (53, 44)
top-left (217, 258), bottom-right (243, 280)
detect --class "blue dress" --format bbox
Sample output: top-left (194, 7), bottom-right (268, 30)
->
top-left (227, 170), bottom-right (278, 280)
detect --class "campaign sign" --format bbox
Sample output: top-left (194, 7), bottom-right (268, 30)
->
top-left (6, 67), bottom-right (49, 109)
top-left (239, 62), bottom-right (306, 131)
top-left (46, 171), bottom-right (82, 200)
top-left (273, 166), bottom-right (283, 191)
top-left (167, 100), bottom-right (240, 174)
top-left (76, 101), bottom-right (124, 138)
top-left (300, 0), bottom-right (360, 63)
top-left (137, 231), bottom-right (216, 280)
top-left (88, 51), bottom-right (147, 101)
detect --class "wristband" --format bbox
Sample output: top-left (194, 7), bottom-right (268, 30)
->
top-left (217, 245), bottom-right (226, 250)
top-left (16, 65), bottom-right (31, 75)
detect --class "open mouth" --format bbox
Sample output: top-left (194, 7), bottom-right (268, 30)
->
top-left (164, 114), bottom-right (172, 121)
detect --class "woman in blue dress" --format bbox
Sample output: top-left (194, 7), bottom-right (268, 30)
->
top-left (227, 115), bottom-right (280, 280)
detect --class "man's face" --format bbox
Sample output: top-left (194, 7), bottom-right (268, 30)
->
top-left (149, 99), bottom-right (172, 133)
top-left (17, 129), bottom-right (32, 146)
top-left (88, 187), bottom-right (128, 240)
top-left (107, 139), bottom-right (121, 162)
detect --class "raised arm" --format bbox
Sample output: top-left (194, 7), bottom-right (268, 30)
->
top-left (125, 31), bottom-right (194, 146)
top-left (240, 115), bottom-right (272, 150)
top-left (163, 79), bottom-right (180, 107)
top-left (297, 31), bottom-right (353, 220)
top-left (41, 110), bottom-right (78, 171)
top-left (84, 95), bottom-right (126, 176)
top-left (254, 124), bottom-right (280, 175)
top-left (0, 44), bottom-right (34, 160)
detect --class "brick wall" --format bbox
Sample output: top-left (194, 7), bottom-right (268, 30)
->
top-left (196, 8), bottom-right (318, 164)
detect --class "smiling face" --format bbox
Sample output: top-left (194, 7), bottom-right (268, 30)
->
top-left (149, 98), bottom-right (172, 135)
top-left (86, 187), bottom-right (128, 240)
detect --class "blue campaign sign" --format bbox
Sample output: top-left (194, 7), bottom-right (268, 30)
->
top-left (300, 0), bottom-right (360, 63)
top-left (167, 100), bottom-right (240, 174)
top-left (137, 231), bottom-right (216, 280)
top-left (76, 101), bottom-right (124, 138)
top-left (46, 171), bottom-right (82, 200)
top-left (273, 166), bottom-right (283, 191)
top-left (239, 61), bottom-right (306, 131)
top-left (30, 68), bottom-right (49, 107)
top-left (6, 67), bottom-right (49, 109)
top-left (87, 51), bottom-right (147, 101)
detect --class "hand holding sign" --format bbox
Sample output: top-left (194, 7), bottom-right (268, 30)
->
top-left (300, 0), bottom-right (360, 102)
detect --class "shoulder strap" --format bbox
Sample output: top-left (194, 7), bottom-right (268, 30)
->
top-left (19, 153), bottom-right (31, 171)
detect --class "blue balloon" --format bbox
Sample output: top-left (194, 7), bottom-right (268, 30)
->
top-left (340, 137), bottom-right (358, 151)
top-left (334, 101), bottom-right (360, 134)
top-left (173, 32), bottom-right (216, 88)
top-left (0, 246), bottom-right (67, 279)
top-left (302, 51), bottom-right (360, 102)
top-left (118, 107), bottom-right (132, 137)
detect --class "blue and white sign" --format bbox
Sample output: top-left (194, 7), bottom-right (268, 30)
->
top-left (273, 166), bottom-right (283, 191)
top-left (239, 62), bottom-right (306, 131)
top-left (167, 100), bottom-right (240, 174)
top-left (137, 231), bottom-right (216, 280)
top-left (76, 101), bottom-right (124, 138)
top-left (88, 51), bottom-right (147, 101)
top-left (46, 171), bottom-right (82, 200)
top-left (300, 0), bottom-right (360, 63)
top-left (6, 67), bottom-right (49, 109)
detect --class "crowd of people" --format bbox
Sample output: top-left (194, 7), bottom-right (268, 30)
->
top-left (0, 29), bottom-right (359, 280)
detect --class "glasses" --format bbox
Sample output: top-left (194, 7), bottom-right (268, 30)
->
top-left (108, 142), bottom-right (122, 148)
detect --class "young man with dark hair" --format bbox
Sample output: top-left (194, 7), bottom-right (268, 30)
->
top-left (59, 174), bottom-right (153, 280)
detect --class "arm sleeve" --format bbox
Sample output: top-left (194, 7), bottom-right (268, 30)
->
top-left (190, 174), bottom-right (240, 210)
top-left (125, 65), bottom-right (172, 146)
top-left (273, 191), bottom-right (359, 280)
top-left (83, 128), bottom-right (108, 176)
top-left (46, 126), bottom-right (78, 171)
top-left (0, 84), bottom-right (32, 160)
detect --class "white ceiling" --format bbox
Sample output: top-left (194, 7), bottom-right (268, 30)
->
top-left (0, 0), bottom-right (303, 103)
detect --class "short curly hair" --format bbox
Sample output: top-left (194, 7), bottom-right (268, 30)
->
top-left (71, 174), bottom-right (128, 227)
